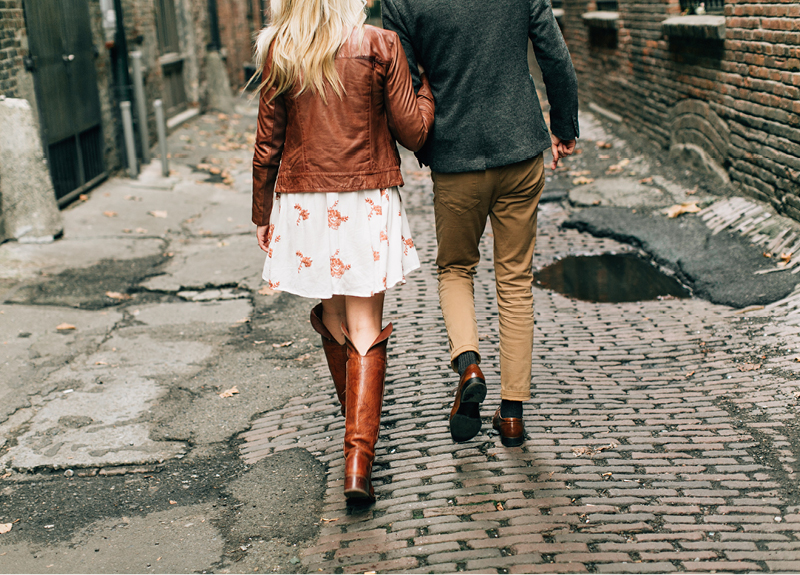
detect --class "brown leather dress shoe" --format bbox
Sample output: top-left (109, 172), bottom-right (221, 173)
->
top-left (309, 304), bottom-right (347, 416)
top-left (341, 323), bottom-right (392, 503)
top-left (449, 364), bottom-right (487, 442)
top-left (492, 408), bottom-right (525, 447)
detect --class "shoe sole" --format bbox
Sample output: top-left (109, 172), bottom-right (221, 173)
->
top-left (450, 378), bottom-right (487, 443)
top-left (344, 487), bottom-right (375, 502)
top-left (499, 434), bottom-right (524, 447)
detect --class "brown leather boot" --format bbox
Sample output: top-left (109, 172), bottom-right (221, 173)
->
top-left (309, 304), bottom-right (347, 416)
top-left (341, 323), bottom-right (393, 502)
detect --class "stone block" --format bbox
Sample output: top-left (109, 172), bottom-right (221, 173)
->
top-left (662, 15), bottom-right (726, 40)
top-left (0, 96), bottom-right (62, 242)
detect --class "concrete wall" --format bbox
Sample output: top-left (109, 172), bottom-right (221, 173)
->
top-left (563, 0), bottom-right (800, 220)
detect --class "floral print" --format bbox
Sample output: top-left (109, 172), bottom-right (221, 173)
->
top-left (327, 201), bottom-right (349, 229)
top-left (262, 187), bottom-right (419, 299)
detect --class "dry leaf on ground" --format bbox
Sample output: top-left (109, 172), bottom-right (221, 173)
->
top-left (219, 386), bottom-right (239, 398)
top-left (779, 252), bottom-right (792, 265)
top-left (0, 524), bottom-right (12, 535)
top-left (56, 323), bottom-right (76, 331)
top-left (273, 341), bottom-right (293, 348)
top-left (763, 252), bottom-right (773, 258)
top-left (568, 170), bottom-right (592, 177)
top-left (639, 177), bottom-right (653, 184)
top-left (572, 443), bottom-right (617, 458)
top-left (572, 176), bottom-right (595, 186)
top-left (149, 210), bottom-right (168, 218)
top-left (103, 211), bottom-right (118, 218)
top-left (595, 141), bottom-right (613, 149)
top-left (496, 502), bottom-right (504, 511)
top-left (738, 363), bottom-right (761, 372)
top-left (666, 202), bottom-right (701, 218)
top-left (258, 286), bottom-right (275, 296)
top-left (105, 291), bottom-right (132, 300)
top-left (606, 159), bottom-right (630, 174)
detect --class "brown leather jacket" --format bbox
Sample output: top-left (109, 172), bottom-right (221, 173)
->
top-left (252, 25), bottom-right (435, 226)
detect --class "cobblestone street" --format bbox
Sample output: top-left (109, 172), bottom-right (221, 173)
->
top-left (242, 150), bottom-right (800, 573)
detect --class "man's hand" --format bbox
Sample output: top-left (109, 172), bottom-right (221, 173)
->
top-left (550, 134), bottom-right (577, 170)
top-left (256, 224), bottom-right (271, 253)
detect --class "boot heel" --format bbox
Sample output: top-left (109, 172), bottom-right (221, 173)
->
top-left (344, 475), bottom-right (374, 501)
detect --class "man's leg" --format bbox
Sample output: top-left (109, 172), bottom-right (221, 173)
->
top-left (432, 170), bottom-right (491, 369)
top-left (489, 155), bottom-right (545, 405)
top-left (432, 169), bottom-right (492, 442)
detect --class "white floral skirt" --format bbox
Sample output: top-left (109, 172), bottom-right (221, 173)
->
top-left (261, 187), bottom-right (420, 299)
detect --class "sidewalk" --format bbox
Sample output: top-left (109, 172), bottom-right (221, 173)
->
top-left (2, 103), bottom-right (800, 573)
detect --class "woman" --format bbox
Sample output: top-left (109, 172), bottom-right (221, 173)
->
top-left (251, 0), bottom-right (434, 502)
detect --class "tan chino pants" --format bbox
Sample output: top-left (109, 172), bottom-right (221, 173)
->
top-left (432, 154), bottom-right (544, 401)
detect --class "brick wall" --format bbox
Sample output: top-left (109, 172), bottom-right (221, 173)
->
top-left (0, 0), bottom-right (25, 98)
top-left (217, 0), bottom-right (256, 89)
top-left (563, 0), bottom-right (800, 220)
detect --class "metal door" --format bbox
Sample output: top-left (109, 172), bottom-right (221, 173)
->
top-left (24, 0), bottom-right (106, 205)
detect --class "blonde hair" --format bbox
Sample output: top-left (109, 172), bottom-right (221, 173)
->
top-left (251, 0), bottom-right (367, 103)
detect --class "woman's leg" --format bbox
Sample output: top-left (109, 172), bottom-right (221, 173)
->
top-left (321, 295), bottom-right (347, 345)
top-left (344, 294), bottom-right (385, 355)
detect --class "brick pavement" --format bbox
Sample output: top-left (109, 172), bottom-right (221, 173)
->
top-left (241, 155), bottom-right (800, 573)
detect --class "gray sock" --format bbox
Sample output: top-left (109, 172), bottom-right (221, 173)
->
top-left (455, 351), bottom-right (479, 376)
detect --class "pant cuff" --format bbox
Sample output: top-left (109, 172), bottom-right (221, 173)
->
top-left (500, 392), bottom-right (531, 401)
top-left (449, 344), bottom-right (480, 372)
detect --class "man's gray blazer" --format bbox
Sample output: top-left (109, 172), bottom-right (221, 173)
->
top-left (382, 0), bottom-right (579, 173)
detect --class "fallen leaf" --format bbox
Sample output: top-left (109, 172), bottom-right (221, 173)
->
top-left (572, 176), bottom-right (595, 186)
top-left (686, 371), bottom-right (695, 377)
top-left (95, 361), bottom-right (107, 365)
top-left (149, 210), bottom-right (168, 218)
top-left (258, 286), bottom-right (275, 296)
top-left (496, 502), bottom-right (504, 511)
top-left (105, 291), bottom-right (132, 300)
top-left (639, 177), bottom-right (653, 184)
top-left (794, 357), bottom-right (800, 362)
top-left (1, 473), bottom-right (10, 479)
top-left (780, 252), bottom-right (792, 265)
top-left (56, 323), bottom-right (76, 331)
top-left (568, 170), bottom-right (592, 177)
top-left (572, 443), bottom-right (617, 458)
top-left (605, 158), bottom-right (630, 174)
top-left (273, 341), bottom-right (293, 348)
top-left (209, 167), bottom-right (222, 175)
top-left (234, 318), bottom-right (250, 324)
top-left (321, 517), bottom-right (338, 523)
top-left (602, 472), bottom-right (613, 477)
top-left (666, 202), bottom-right (701, 218)
top-left (0, 524), bottom-right (12, 534)
top-left (763, 252), bottom-right (773, 258)
top-left (738, 363), bottom-right (761, 372)
top-left (294, 353), bottom-right (311, 361)
top-left (253, 340), bottom-right (266, 344)
top-left (169, 500), bottom-right (177, 505)
top-left (219, 386), bottom-right (239, 398)
top-left (78, 194), bottom-right (89, 202)
top-left (595, 141), bottom-right (613, 149)
top-left (103, 211), bottom-right (118, 218)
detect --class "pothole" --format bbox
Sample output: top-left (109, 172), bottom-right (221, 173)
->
top-left (533, 253), bottom-right (690, 303)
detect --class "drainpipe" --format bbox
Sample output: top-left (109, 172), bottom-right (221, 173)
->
top-left (207, 0), bottom-right (222, 52)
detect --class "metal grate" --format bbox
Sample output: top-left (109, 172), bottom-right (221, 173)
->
top-left (679, 0), bottom-right (724, 13)
top-left (48, 137), bottom-right (81, 201)
top-left (47, 125), bottom-right (105, 201)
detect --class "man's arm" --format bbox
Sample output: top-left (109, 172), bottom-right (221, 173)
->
top-left (382, 0), bottom-right (423, 93)
top-left (529, 0), bottom-right (579, 142)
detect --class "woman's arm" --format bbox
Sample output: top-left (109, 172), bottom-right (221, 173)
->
top-left (383, 33), bottom-right (434, 153)
top-left (252, 46), bottom-right (287, 227)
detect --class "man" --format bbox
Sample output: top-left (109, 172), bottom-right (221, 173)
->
top-left (382, 0), bottom-right (579, 446)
